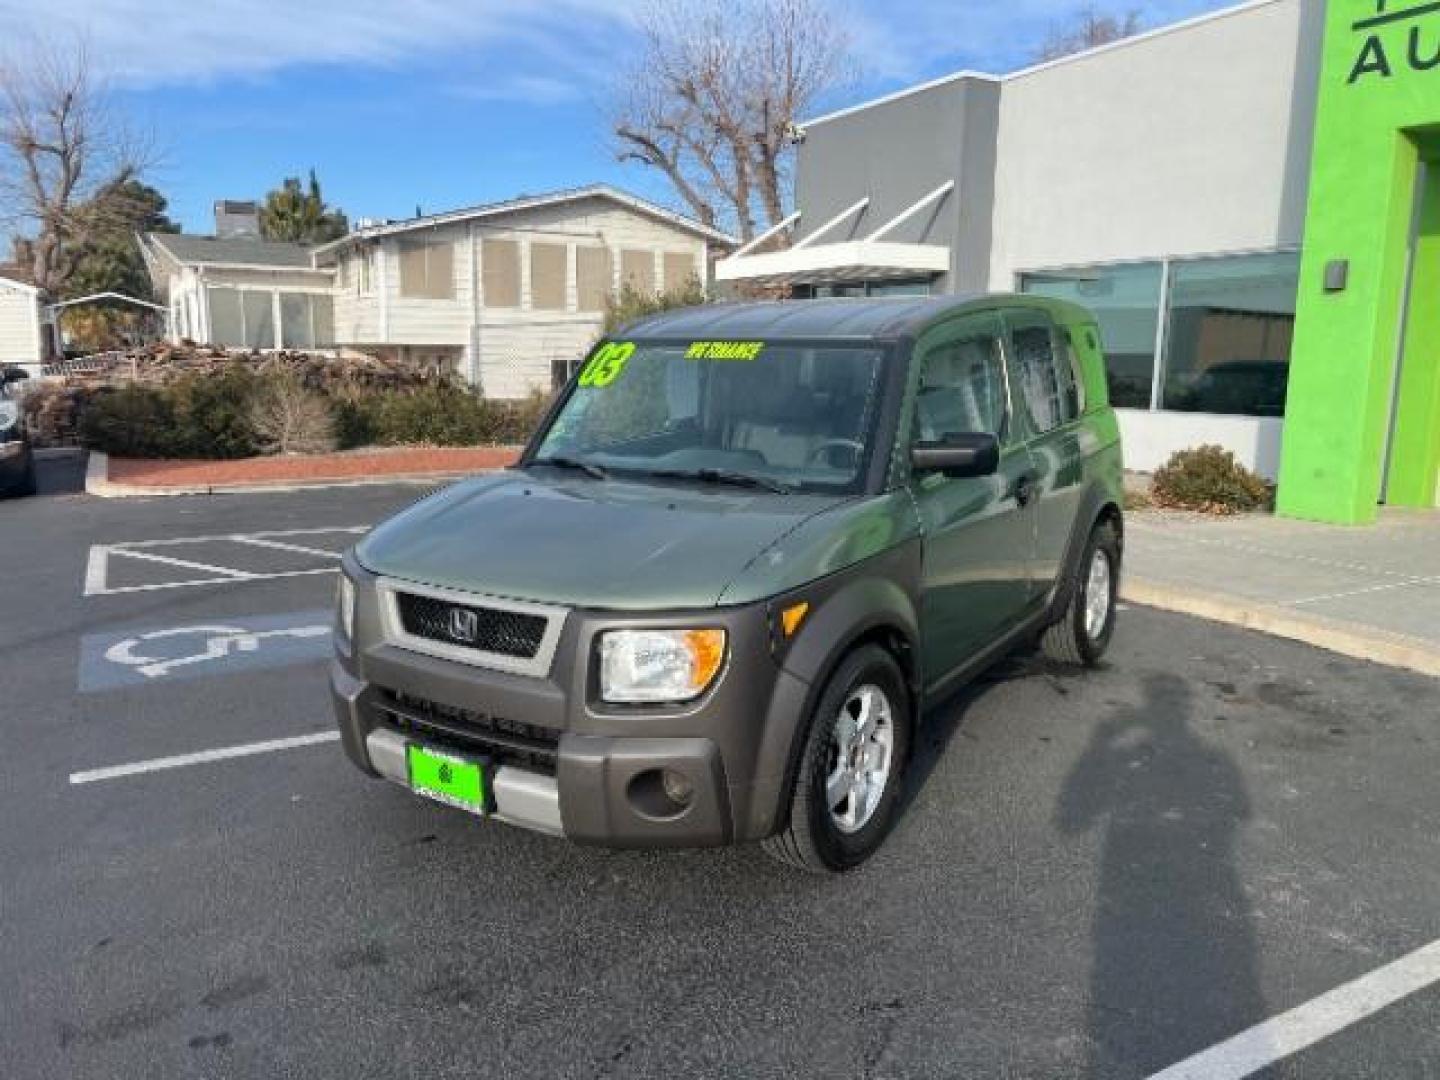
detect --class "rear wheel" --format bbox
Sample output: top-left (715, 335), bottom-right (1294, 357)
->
top-left (1041, 520), bottom-right (1120, 666)
top-left (762, 645), bottom-right (911, 874)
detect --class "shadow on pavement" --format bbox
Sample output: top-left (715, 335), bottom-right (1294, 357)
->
top-left (1058, 670), bottom-right (1264, 1077)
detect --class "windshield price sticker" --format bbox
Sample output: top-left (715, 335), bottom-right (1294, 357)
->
top-left (686, 341), bottom-right (765, 361)
top-left (578, 341), bottom-right (636, 388)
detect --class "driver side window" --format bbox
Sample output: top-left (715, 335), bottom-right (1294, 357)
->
top-left (913, 313), bottom-right (1008, 445)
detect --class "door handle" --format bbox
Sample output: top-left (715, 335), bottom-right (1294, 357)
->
top-left (1013, 471), bottom-right (1040, 507)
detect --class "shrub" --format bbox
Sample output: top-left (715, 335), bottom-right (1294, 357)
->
top-left (603, 278), bottom-right (706, 335)
top-left (331, 393), bottom-right (382, 450)
top-left (21, 383), bottom-right (85, 448)
top-left (80, 386), bottom-right (182, 457)
top-left (167, 367), bottom-right (260, 458)
top-left (73, 365), bottom-right (549, 458)
top-left (372, 385), bottom-right (493, 446)
top-left (250, 371), bottom-right (336, 455)
top-left (1150, 445), bottom-right (1273, 514)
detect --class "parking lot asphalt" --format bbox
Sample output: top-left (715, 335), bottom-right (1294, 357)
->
top-left (3, 459), bottom-right (1439, 1080)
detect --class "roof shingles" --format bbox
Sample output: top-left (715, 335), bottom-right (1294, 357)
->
top-left (147, 233), bottom-right (318, 269)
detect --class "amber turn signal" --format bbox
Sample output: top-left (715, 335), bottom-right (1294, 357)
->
top-left (780, 602), bottom-right (810, 638)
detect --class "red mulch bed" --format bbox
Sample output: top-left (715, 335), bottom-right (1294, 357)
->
top-left (108, 446), bottom-right (520, 488)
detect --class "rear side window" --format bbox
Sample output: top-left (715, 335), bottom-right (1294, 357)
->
top-left (1005, 309), bottom-right (1081, 434)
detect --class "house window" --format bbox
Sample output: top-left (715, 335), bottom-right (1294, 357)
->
top-left (280, 293), bottom-right (335, 349)
top-left (353, 248), bottom-right (374, 296)
top-left (662, 252), bottom-right (697, 295)
top-left (1021, 261), bottom-right (1164, 410)
top-left (207, 287), bottom-right (244, 347)
top-left (576, 247), bottom-right (612, 312)
top-left (531, 242), bottom-right (568, 311)
top-left (242, 291), bottom-right (276, 349)
top-left (551, 354), bottom-right (585, 389)
top-left (398, 239), bottom-right (455, 300)
top-left (483, 238), bottom-right (521, 308)
top-left (621, 249), bottom-right (654, 294)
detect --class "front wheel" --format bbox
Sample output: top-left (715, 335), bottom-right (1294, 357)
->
top-left (762, 645), bottom-right (912, 874)
top-left (1041, 520), bottom-right (1120, 666)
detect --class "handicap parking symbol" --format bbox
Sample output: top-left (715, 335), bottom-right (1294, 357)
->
top-left (80, 610), bottom-right (334, 692)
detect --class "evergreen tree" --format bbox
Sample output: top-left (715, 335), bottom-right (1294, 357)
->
top-left (259, 170), bottom-right (349, 243)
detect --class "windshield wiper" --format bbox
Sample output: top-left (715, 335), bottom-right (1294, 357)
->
top-left (530, 455), bottom-right (608, 480)
top-left (646, 468), bottom-right (793, 495)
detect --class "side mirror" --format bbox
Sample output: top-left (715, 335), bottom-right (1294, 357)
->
top-left (2, 367), bottom-right (29, 384)
top-left (911, 433), bottom-right (1000, 479)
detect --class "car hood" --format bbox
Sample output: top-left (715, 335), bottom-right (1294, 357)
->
top-left (356, 471), bottom-right (845, 610)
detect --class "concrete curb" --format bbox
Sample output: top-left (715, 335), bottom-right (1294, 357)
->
top-left (83, 451), bottom-right (480, 498)
top-left (1122, 578), bottom-right (1440, 680)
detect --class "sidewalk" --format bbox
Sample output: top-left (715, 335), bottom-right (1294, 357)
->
top-left (87, 446), bottom-right (520, 497)
top-left (1123, 508), bottom-right (1440, 678)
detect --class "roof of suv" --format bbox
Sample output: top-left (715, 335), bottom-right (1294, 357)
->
top-left (624, 294), bottom-right (1090, 341)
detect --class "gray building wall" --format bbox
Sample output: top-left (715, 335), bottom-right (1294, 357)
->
top-left (794, 75), bottom-right (1000, 292)
top-left (988, 0), bottom-right (1322, 288)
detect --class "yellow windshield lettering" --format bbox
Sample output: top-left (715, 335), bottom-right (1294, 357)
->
top-left (686, 341), bottom-right (764, 361)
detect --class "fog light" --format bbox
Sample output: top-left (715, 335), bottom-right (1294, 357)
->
top-left (661, 769), bottom-right (694, 808)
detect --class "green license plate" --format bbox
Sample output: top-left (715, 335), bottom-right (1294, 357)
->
top-left (407, 744), bottom-right (488, 814)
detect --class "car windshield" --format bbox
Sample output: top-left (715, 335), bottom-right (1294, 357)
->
top-left (533, 339), bottom-right (889, 493)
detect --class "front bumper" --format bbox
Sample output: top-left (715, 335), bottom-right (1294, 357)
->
top-left (331, 560), bottom-right (808, 849)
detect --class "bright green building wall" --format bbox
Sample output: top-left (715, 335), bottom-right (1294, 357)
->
top-left (1278, 0), bottom-right (1440, 523)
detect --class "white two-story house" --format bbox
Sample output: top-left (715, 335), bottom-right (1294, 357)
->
top-left (141, 186), bottom-right (732, 398)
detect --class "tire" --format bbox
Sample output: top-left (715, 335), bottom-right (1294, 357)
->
top-left (16, 454), bottom-right (37, 497)
top-left (1041, 520), bottom-right (1120, 666)
top-left (762, 645), bottom-right (912, 874)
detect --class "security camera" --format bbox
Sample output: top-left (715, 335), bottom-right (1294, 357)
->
top-left (784, 122), bottom-right (807, 146)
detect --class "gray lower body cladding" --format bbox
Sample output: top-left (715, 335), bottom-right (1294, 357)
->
top-left (331, 556), bottom-right (804, 848)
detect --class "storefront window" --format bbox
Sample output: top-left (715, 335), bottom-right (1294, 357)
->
top-left (1160, 252), bottom-right (1299, 417)
top-left (795, 278), bottom-right (934, 299)
top-left (1021, 262), bottom-right (1162, 409)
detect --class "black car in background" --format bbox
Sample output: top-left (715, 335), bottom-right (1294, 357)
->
top-left (0, 366), bottom-right (36, 498)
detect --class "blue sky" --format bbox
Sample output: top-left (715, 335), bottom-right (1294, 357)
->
top-left (2, 0), bottom-right (1238, 234)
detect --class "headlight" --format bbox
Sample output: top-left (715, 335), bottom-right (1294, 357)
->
top-left (599, 628), bottom-right (726, 704)
top-left (336, 575), bottom-right (356, 648)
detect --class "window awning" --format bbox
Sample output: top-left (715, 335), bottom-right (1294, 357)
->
top-left (715, 180), bottom-right (954, 288)
top-left (714, 240), bottom-right (950, 287)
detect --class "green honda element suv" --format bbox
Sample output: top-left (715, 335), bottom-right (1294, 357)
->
top-left (332, 295), bottom-right (1124, 872)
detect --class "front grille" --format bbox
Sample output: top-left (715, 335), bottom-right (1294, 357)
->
top-left (395, 592), bottom-right (547, 659)
top-left (377, 688), bottom-right (560, 775)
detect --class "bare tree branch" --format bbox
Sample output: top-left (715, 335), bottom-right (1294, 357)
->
top-left (1034, 6), bottom-right (1144, 63)
top-left (609, 0), bottom-right (850, 243)
top-left (0, 33), bottom-right (155, 296)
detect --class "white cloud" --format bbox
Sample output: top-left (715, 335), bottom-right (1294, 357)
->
top-left (447, 73), bottom-right (588, 106)
top-left (0, 0), bottom-right (639, 87)
top-left (0, 0), bottom-right (1244, 99)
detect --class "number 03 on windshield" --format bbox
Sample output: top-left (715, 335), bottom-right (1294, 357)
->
top-left (578, 342), bottom-right (636, 388)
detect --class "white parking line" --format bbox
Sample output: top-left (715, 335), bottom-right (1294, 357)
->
top-left (91, 567), bottom-right (340, 597)
top-left (69, 731), bottom-right (341, 785)
top-left (84, 526), bottom-right (368, 596)
top-left (106, 546), bottom-right (257, 580)
top-left (1147, 938), bottom-right (1440, 1080)
top-left (230, 535), bottom-right (345, 560)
